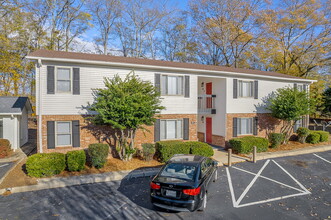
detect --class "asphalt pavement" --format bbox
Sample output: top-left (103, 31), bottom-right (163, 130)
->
top-left (0, 152), bottom-right (330, 220)
top-left (0, 162), bottom-right (14, 181)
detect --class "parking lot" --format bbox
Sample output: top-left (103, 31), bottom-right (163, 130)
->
top-left (0, 152), bottom-right (330, 220)
top-left (0, 162), bottom-right (14, 180)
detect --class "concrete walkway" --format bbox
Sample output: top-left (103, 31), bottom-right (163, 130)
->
top-left (211, 146), bottom-right (248, 165)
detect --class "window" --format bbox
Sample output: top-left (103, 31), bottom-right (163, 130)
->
top-left (160, 119), bottom-right (183, 140)
top-left (161, 75), bottom-right (183, 95)
top-left (57, 68), bottom-right (71, 92)
top-left (0, 119), bottom-right (3, 139)
top-left (238, 118), bottom-right (253, 135)
top-left (56, 121), bottom-right (72, 146)
top-left (294, 116), bottom-right (304, 132)
top-left (238, 80), bottom-right (253, 97)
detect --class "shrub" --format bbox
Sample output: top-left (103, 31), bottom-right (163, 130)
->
top-left (66, 150), bottom-right (86, 172)
top-left (0, 139), bottom-right (12, 158)
top-left (88, 143), bottom-right (109, 168)
top-left (142, 143), bottom-right (156, 161)
top-left (229, 136), bottom-right (269, 154)
top-left (26, 153), bottom-right (66, 177)
top-left (268, 133), bottom-right (285, 148)
top-left (313, 131), bottom-right (329, 142)
top-left (296, 127), bottom-right (310, 143)
top-left (155, 141), bottom-right (190, 162)
top-left (306, 132), bottom-right (321, 144)
top-left (187, 141), bottom-right (214, 157)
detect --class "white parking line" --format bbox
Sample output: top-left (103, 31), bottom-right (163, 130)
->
top-left (226, 160), bottom-right (310, 208)
top-left (313, 154), bottom-right (331, 164)
top-left (0, 164), bottom-right (9, 168)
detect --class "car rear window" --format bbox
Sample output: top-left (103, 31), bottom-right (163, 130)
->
top-left (160, 163), bottom-right (197, 181)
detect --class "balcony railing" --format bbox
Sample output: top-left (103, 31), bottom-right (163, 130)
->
top-left (198, 94), bottom-right (216, 114)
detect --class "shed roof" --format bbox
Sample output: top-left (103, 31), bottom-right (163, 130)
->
top-left (0, 97), bottom-right (32, 114)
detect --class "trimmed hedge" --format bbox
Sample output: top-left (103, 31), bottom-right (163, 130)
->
top-left (187, 141), bottom-right (214, 157)
top-left (297, 127), bottom-right (310, 143)
top-left (229, 136), bottom-right (269, 154)
top-left (313, 131), bottom-right (329, 142)
top-left (268, 133), bottom-right (284, 148)
top-left (0, 139), bottom-right (12, 158)
top-left (142, 143), bottom-right (156, 161)
top-left (306, 132), bottom-right (320, 144)
top-left (88, 143), bottom-right (109, 168)
top-left (26, 153), bottom-right (66, 177)
top-left (155, 141), bottom-right (214, 162)
top-left (155, 141), bottom-right (190, 162)
top-left (66, 150), bottom-right (86, 172)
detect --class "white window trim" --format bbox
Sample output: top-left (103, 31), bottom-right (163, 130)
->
top-left (238, 80), bottom-right (254, 98)
top-left (237, 117), bottom-right (253, 135)
top-left (160, 74), bottom-right (184, 97)
top-left (55, 66), bottom-right (73, 94)
top-left (160, 119), bottom-right (184, 140)
top-left (55, 121), bottom-right (72, 147)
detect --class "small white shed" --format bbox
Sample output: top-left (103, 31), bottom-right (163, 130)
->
top-left (0, 97), bottom-right (33, 150)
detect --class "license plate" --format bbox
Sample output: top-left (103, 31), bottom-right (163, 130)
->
top-left (166, 190), bottom-right (177, 197)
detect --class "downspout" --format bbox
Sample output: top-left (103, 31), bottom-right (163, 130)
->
top-left (37, 59), bottom-right (43, 153)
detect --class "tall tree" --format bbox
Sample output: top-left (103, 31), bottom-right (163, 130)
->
top-left (87, 0), bottom-right (121, 55)
top-left (190, 0), bottom-right (263, 67)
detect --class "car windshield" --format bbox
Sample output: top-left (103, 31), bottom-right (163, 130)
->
top-left (160, 163), bottom-right (197, 181)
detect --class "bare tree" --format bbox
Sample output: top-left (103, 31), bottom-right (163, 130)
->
top-left (87, 0), bottom-right (122, 55)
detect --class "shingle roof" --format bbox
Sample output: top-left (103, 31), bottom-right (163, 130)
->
top-left (27, 49), bottom-right (302, 80)
top-left (0, 97), bottom-right (29, 114)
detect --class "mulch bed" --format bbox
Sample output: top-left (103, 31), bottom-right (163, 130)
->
top-left (0, 157), bottom-right (162, 190)
top-left (267, 140), bottom-right (331, 152)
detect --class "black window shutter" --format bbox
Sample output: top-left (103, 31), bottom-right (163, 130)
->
top-left (254, 80), bottom-right (258, 99)
top-left (294, 83), bottom-right (297, 90)
top-left (47, 66), bottom-right (55, 94)
top-left (73, 68), bottom-right (80, 95)
top-left (183, 118), bottom-right (189, 140)
top-left (47, 121), bottom-right (55, 149)
top-left (253, 117), bottom-right (258, 135)
top-left (154, 119), bottom-right (160, 142)
top-left (184, 76), bottom-right (190, 98)
top-left (233, 79), bottom-right (238, 99)
top-left (233, 117), bottom-right (238, 137)
top-left (155, 74), bottom-right (161, 93)
top-left (72, 120), bottom-right (80, 147)
top-left (303, 84), bottom-right (307, 92)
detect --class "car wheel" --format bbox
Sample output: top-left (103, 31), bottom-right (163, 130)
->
top-left (213, 169), bottom-right (218, 182)
top-left (198, 193), bottom-right (207, 211)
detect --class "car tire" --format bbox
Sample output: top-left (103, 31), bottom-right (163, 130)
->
top-left (198, 193), bottom-right (207, 211)
top-left (213, 170), bottom-right (218, 182)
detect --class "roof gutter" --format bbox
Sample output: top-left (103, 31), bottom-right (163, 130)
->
top-left (26, 56), bottom-right (316, 84)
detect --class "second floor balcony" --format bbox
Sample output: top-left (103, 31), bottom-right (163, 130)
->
top-left (198, 94), bottom-right (216, 114)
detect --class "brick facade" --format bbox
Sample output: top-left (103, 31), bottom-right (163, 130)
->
top-left (38, 114), bottom-right (198, 155)
top-left (226, 113), bottom-right (282, 141)
top-left (197, 132), bottom-right (225, 147)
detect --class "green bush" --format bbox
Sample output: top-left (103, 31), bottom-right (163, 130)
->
top-left (26, 153), bottom-right (66, 177)
top-left (187, 141), bottom-right (214, 157)
top-left (142, 143), bottom-right (156, 161)
top-left (155, 141), bottom-right (190, 162)
top-left (268, 133), bottom-right (285, 148)
top-left (296, 127), bottom-right (310, 143)
top-left (0, 139), bottom-right (12, 158)
top-left (88, 143), bottom-right (109, 168)
top-left (229, 136), bottom-right (269, 154)
top-left (306, 132), bottom-right (321, 144)
top-left (66, 150), bottom-right (86, 172)
top-left (155, 141), bottom-right (214, 162)
top-left (313, 131), bottom-right (329, 142)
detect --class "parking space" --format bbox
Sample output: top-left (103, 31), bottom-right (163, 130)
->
top-left (0, 152), bottom-right (330, 219)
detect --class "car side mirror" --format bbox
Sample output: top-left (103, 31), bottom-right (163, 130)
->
top-left (213, 161), bottom-right (218, 166)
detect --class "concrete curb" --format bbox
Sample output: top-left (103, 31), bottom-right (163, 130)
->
top-left (255, 144), bottom-right (331, 160)
top-left (0, 167), bottom-right (160, 195)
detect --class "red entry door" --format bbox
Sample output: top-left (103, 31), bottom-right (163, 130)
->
top-left (206, 117), bottom-right (212, 144)
top-left (206, 82), bottom-right (212, 108)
